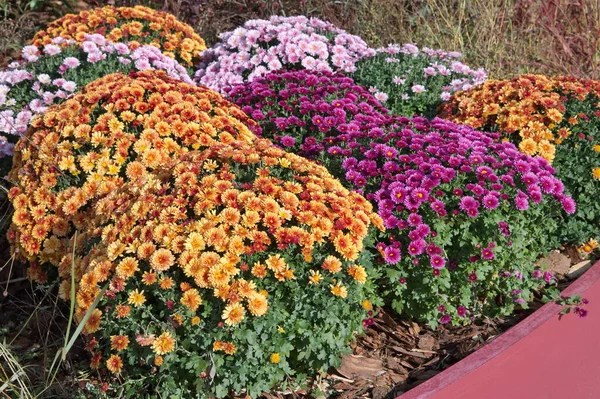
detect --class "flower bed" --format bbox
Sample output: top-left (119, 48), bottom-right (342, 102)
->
top-left (1, 6), bottom-right (598, 399)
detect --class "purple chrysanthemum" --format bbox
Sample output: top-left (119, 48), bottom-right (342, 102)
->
top-left (514, 195), bottom-right (529, 211)
top-left (575, 307), bottom-right (588, 318)
top-left (407, 213), bottom-right (423, 226)
top-left (481, 248), bottom-right (495, 260)
top-left (280, 135), bottom-right (296, 147)
top-left (560, 195), bottom-right (576, 214)
top-left (482, 194), bottom-right (499, 210)
top-left (407, 239), bottom-right (426, 256)
top-left (459, 196), bottom-right (479, 211)
top-left (430, 255), bottom-right (446, 269)
top-left (383, 246), bottom-right (402, 264)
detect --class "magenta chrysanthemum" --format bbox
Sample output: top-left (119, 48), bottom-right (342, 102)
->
top-left (430, 255), bottom-right (446, 270)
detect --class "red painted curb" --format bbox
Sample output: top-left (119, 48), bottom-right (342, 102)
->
top-left (397, 260), bottom-right (600, 399)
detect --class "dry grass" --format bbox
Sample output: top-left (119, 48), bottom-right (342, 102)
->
top-left (0, 263), bottom-right (94, 398)
top-left (352, 0), bottom-right (546, 78)
top-left (521, 0), bottom-right (600, 79)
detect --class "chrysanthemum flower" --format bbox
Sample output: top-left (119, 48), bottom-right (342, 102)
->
top-left (330, 283), bottom-right (348, 298)
top-left (127, 289), bottom-right (146, 307)
top-left (116, 257), bottom-right (139, 279)
top-left (321, 255), bottom-right (342, 274)
top-left (308, 270), bottom-right (322, 285)
top-left (159, 277), bottom-right (174, 290)
top-left (247, 293), bottom-right (268, 316)
top-left (222, 303), bottom-right (246, 326)
top-left (106, 354), bottom-right (123, 374)
top-left (270, 353), bottom-right (281, 364)
top-left (181, 288), bottom-right (202, 312)
top-left (115, 304), bottom-right (131, 319)
top-left (347, 265), bottom-right (367, 284)
top-left (83, 309), bottom-right (102, 334)
top-left (150, 248), bottom-right (175, 272)
top-left (152, 332), bottom-right (176, 355)
top-left (110, 335), bottom-right (130, 351)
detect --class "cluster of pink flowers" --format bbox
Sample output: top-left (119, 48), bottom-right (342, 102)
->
top-left (0, 34), bottom-right (192, 158)
top-left (194, 15), bottom-right (375, 93)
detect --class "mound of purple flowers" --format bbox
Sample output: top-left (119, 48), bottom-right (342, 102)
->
top-left (227, 69), bottom-right (391, 157)
top-left (331, 116), bottom-right (574, 324)
top-left (228, 69), bottom-right (575, 325)
top-left (195, 15), bottom-right (375, 93)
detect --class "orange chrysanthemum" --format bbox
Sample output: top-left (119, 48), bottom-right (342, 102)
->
top-left (106, 354), bottom-right (123, 374)
top-left (150, 248), bottom-right (175, 272)
top-left (347, 265), bottom-right (367, 284)
top-left (127, 289), bottom-right (146, 307)
top-left (321, 255), bottom-right (342, 274)
top-left (181, 288), bottom-right (202, 312)
top-left (83, 309), bottom-right (102, 334)
top-left (330, 283), bottom-right (348, 298)
top-left (247, 293), bottom-right (268, 316)
top-left (152, 331), bottom-right (176, 355)
top-left (110, 335), bottom-right (129, 351)
top-left (115, 304), bottom-right (131, 318)
top-left (222, 302), bottom-right (246, 326)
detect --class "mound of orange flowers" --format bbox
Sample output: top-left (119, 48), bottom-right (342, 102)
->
top-left (31, 6), bottom-right (205, 66)
top-left (61, 138), bottom-right (379, 339)
top-left (440, 74), bottom-right (600, 162)
top-left (7, 70), bottom-right (382, 391)
top-left (8, 70), bottom-right (256, 268)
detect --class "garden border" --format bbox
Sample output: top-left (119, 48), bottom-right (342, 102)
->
top-left (397, 259), bottom-right (600, 399)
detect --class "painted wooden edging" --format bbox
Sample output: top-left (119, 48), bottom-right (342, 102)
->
top-left (398, 259), bottom-right (600, 399)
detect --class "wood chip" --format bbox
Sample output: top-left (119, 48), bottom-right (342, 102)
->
top-left (391, 346), bottom-right (428, 358)
top-left (337, 355), bottom-right (384, 379)
top-left (567, 260), bottom-right (592, 279)
top-left (411, 348), bottom-right (438, 354)
top-left (409, 322), bottom-right (421, 336)
top-left (400, 360), bottom-right (415, 369)
top-left (417, 334), bottom-right (436, 351)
